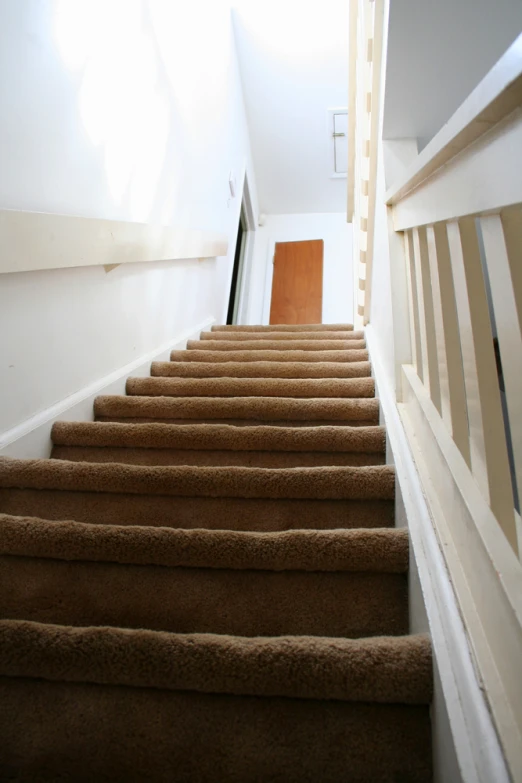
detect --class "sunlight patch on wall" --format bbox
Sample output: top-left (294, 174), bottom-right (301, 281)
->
top-left (52, 0), bottom-right (170, 223)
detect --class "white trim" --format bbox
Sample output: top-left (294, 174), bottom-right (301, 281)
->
top-left (0, 317), bottom-right (214, 460)
top-left (0, 210), bottom-right (228, 275)
top-left (262, 238), bottom-right (276, 325)
top-left (236, 168), bottom-right (257, 325)
top-left (366, 324), bottom-right (509, 783)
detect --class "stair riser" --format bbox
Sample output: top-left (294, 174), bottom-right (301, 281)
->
top-left (0, 490), bottom-right (395, 531)
top-left (0, 680), bottom-right (432, 782)
top-left (1, 556), bottom-right (408, 638)
top-left (151, 360), bottom-right (373, 378)
top-left (51, 446), bottom-right (385, 468)
top-left (170, 349), bottom-right (369, 363)
top-left (125, 377), bottom-right (376, 398)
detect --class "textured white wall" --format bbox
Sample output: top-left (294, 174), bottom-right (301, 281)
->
top-left (0, 0), bottom-right (258, 438)
top-left (246, 213), bottom-right (353, 326)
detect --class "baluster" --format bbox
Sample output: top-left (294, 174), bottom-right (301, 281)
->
top-left (447, 218), bottom-right (517, 552)
top-left (480, 208), bottom-right (522, 525)
top-left (412, 226), bottom-right (441, 410)
top-left (426, 223), bottom-right (470, 465)
top-left (404, 230), bottom-right (422, 376)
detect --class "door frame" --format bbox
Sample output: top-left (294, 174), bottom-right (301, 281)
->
top-left (230, 170), bottom-right (256, 324)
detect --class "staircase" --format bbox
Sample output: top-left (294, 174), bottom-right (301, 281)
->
top-left (0, 323), bottom-right (432, 782)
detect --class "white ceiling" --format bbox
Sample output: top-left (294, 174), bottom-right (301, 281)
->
top-left (232, 0), bottom-right (349, 215)
top-left (383, 0), bottom-right (522, 149)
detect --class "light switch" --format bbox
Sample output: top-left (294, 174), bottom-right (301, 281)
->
top-left (228, 172), bottom-right (236, 198)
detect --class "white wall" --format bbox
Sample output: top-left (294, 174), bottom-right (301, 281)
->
top-left (383, 0), bottom-right (522, 147)
top-left (246, 213), bottom-right (353, 325)
top-left (0, 0), bottom-right (258, 441)
top-left (232, 0), bottom-right (349, 214)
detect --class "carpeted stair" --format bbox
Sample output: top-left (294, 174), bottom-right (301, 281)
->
top-left (0, 323), bottom-right (432, 781)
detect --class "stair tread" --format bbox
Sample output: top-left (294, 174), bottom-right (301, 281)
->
top-left (187, 339), bottom-right (367, 352)
top-left (0, 514), bottom-right (406, 571)
top-left (126, 376), bottom-right (375, 398)
top-left (200, 330), bottom-right (364, 341)
top-left (0, 619), bottom-right (431, 704)
top-left (51, 421), bottom-right (386, 452)
top-left (93, 394), bottom-right (380, 423)
top-left (211, 323), bottom-right (354, 331)
top-left (0, 457), bottom-right (394, 499)
top-left (170, 348), bottom-right (369, 363)
top-left (152, 359), bottom-right (372, 378)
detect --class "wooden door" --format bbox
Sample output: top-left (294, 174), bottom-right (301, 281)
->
top-left (269, 240), bottom-right (323, 324)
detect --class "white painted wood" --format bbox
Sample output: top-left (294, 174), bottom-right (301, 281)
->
top-left (404, 230), bottom-right (422, 376)
top-left (447, 218), bottom-right (517, 552)
top-left (0, 210), bottom-right (228, 275)
top-left (366, 325), bottom-right (511, 783)
top-left (480, 211), bottom-right (522, 518)
top-left (347, 0), bottom-right (359, 221)
top-left (385, 32), bottom-right (522, 204)
top-left (426, 223), bottom-right (471, 465)
top-left (362, 0), bottom-right (385, 324)
top-left (391, 108), bottom-right (522, 231)
top-left (400, 363), bottom-right (522, 780)
top-left (413, 226), bottom-right (441, 411)
top-left (0, 317), bottom-right (215, 459)
top-left (387, 208), bottom-right (412, 399)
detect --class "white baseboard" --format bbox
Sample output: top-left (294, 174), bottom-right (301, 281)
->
top-left (0, 317), bottom-right (215, 460)
top-left (366, 324), bottom-right (509, 783)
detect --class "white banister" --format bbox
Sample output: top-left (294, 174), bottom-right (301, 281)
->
top-left (376, 30), bottom-right (522, 778)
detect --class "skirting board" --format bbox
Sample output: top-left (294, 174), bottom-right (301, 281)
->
top-left (366, 324), bottom-right (509, 783)
top-left (0, 317), bottom-right (215, 460)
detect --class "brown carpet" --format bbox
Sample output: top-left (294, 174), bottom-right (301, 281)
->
top-left (200, 329), bottom-right (364, 341)
top-left (126, 376), bottom-right (375, 398)
top-left (0, 323), bottom-right (432, 781)
top-left (186, 338), bottom-right (367, 351)
top-left (152, 359), bottom-right (372, 378)
top-left (51, 421), bottom-right (386, 467)
top-left (170, 347), bottom-right (370, 362)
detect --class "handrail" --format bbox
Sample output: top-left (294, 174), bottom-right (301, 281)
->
top-left (386, 32), bottom-right (522, 205)
top-left (0, 209), bottom-right (228, 275)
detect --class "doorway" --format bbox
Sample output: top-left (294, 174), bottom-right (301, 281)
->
top-left (226, 208), bottom-right (247, 325)
top-left (269, 239), bottom-right (324, 324)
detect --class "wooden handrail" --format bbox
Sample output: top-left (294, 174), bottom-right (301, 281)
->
top-left (0, 210), bottom-right (228, 275)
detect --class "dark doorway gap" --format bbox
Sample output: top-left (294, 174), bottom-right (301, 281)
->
top-left (226, 210), bottom-right (245, 325)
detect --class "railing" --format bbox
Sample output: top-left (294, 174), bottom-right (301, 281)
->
top-left (0, 210), bottom-right (228, 275)
top-left (385, 34), bottom-right (522, 778)
top-left (347, 0), bottom-right (385, 328)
